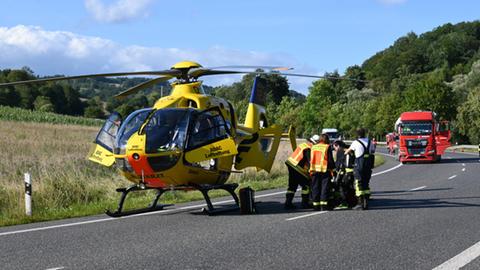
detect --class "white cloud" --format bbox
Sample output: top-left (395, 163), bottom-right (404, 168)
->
top-left (84, 0), bottom-right (153, 23)
top-left (0, 25), bottom-right (317, 93)
top-left (377, 0), bottom-right (407, 5)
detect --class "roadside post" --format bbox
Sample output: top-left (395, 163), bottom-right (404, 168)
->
top-left (24, 173), bottom-right (32, 216)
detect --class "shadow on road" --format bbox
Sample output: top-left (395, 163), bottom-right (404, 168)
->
top-left (372, 188), bottom-right (452, 197)
top-left (368, 196), bottom-right (480, 210)
top-left (185, 200), bottom-right (316, 216)
top-left (438, 157), bottom-right (479, 164)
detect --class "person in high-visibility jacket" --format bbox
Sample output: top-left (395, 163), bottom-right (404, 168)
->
top-left (310, 134), bottom-right (336, 211)
top-left (284, 135), bottom-right (320, 209)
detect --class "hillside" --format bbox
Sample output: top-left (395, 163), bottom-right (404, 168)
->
top-left (1, 21), bottom-right (480, 143)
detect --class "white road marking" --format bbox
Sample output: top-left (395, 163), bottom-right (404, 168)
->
top-left (433, 240), bottom-right (480, 270)
top-left (446, 156), bottom-right (453, 159)
top-left (462, 168), bottom-right (466, 172)
top-left (462, 163), bottom-right (465, 166)
top-left (0, 192), bottom-right (283, 237)
top-left (448, 175), bottom-right (457, 180)
top-left (372, 163), bottom-right (403, 177)
top-left (286, 211), bottom-right (327, 221)
top-left (0, 162), bottom-right (404, 237)
top-left (45, 267), bottom-right (64, 270)
top-left (409, 186), bottom-right (427, 191)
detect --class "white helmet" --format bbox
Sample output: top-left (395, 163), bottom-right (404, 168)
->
top-left (309, 134), bottom-right (320, 144)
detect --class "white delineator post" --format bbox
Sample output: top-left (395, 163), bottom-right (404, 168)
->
top-left (24, 173), bottom-right (32, 216)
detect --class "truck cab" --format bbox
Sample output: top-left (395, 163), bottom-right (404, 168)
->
top-left (396, 111), bottom-right (451, 163)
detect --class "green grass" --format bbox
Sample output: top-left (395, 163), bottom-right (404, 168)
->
top-left (0, 105), bottom-right (102, 126)
top-left (0, 118), bottom-right (387, 227)
top-left (374, 154), bottom-right (385, 167)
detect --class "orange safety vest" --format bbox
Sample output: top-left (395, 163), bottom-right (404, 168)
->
top-left (287, 142), bottom-right (312, 167)
top-left (310, 143), bottom-right (329, 173)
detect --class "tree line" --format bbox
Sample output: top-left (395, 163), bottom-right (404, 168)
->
top-left (212, 21), bottom-right (480, 144)
top-left (1, 21), bottom-right (479, 143)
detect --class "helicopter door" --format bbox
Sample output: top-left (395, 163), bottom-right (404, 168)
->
top-left (87, 112), bottom-right (122, 167)
top-left (184, 108), bottom-right (237, 164)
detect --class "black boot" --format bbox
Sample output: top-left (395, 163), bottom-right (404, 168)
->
top-left (284, 193), bottom-right (296, 209)
top-left (301, 194), bottom-right (311, 209)
top-left (353, 196), bottom-right (364, 210)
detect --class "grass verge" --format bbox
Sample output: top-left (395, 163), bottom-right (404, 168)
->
top-left (0, 119), bottom-right (387, 227)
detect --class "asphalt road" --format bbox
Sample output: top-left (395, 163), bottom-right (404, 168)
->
top-left (1, 149), bottom-right (479, 270)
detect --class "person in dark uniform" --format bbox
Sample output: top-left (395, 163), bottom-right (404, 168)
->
top-left (332, 140), bottom-right (356, 209)
top-left (345, 128), bottom-right (375, 210)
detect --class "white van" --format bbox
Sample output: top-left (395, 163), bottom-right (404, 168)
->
top-left (321, 128), bottom-right (342, 141)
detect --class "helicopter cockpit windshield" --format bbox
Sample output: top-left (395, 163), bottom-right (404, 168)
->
top-left (114, 108), bottom-right (152, 154)
top-left (143, 109), bottom-right (191, 153)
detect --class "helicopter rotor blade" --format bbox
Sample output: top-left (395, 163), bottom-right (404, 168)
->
top-left (188, 68), bottom-right (246, 79)
top-left (115, 76), bottom-right (173, 99)
top-left (192, 68), bottom-right (367, 83)
top-left (0, 70), bottom-right (181, 87)
top-left (251, 71), bottom-right (368, 82)
top-left (189, 65), bottom-right (293, 79)
top-left (207, 65), bottom-right (293, 71)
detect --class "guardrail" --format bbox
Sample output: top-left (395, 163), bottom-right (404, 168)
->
top-left (448, 145), bottom-right (479, 153)
top-left (282, 138), bottom-right (478, 152)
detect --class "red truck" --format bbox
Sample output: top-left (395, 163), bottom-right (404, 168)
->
top-left (395, 111), bottom-right (451, 163)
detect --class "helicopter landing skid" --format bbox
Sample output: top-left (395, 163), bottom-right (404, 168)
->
top-left (189, 183), bottom-right (240, 216)
top-left (105, 185), bottom-right (173, 218)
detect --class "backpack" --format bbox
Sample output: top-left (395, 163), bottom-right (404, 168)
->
top-left (239, 187), bottom-right (256, 214)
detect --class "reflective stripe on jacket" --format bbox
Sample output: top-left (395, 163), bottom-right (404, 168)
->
top-left (310, 143), bottom-right (330, 173)
top-left (287, 142), bottom-right (312, 167)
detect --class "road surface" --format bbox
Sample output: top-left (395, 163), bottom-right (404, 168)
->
top-left (0, 150), bottom-right (479, 269)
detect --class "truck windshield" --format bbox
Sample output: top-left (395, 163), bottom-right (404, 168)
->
top-left (400, 121), bottom-right (432, 135)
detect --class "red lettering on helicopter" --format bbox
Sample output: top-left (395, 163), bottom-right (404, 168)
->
top-left (144, 173), bottom-right (164, 179)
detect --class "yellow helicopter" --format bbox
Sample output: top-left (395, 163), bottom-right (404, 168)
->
top-left (0, 61), bottom-right (335, 216)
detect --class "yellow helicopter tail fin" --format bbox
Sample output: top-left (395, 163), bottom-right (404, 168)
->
top-left (244, 76), bottom-right (268, 131)
top-left (235, 76), bottom-right (285, 172)
top-left (284, 125), bottom-right (297, 151)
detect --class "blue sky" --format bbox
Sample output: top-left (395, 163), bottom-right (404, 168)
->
top-left (0, 0), bottom-right (479, 93)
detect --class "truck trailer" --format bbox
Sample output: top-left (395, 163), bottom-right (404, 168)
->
top-left (395, 111), bottom-right (451, 163)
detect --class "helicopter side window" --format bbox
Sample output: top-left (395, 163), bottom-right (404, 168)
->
top-left (188, 110), bottom-right (229, 149)
top-left (95, 112), bottom-right (122, 152)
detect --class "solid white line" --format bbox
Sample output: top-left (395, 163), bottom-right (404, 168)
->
top-left (286, 211), bottom-right (327, 221)
top-left (372, 163), bottom-right (403, 176)
top-left (0, 162), bottom-right (404, 237)
top-left (433, 240), bottom-right (480, 270)
top-left (45, 267), bottom-right (65, 270)
top-left (0, 192), bottom-right (282, 237)
top-left (448, 175), bottom-right (457, 180)
top-left (410, 186), bottom-right (427, 191)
